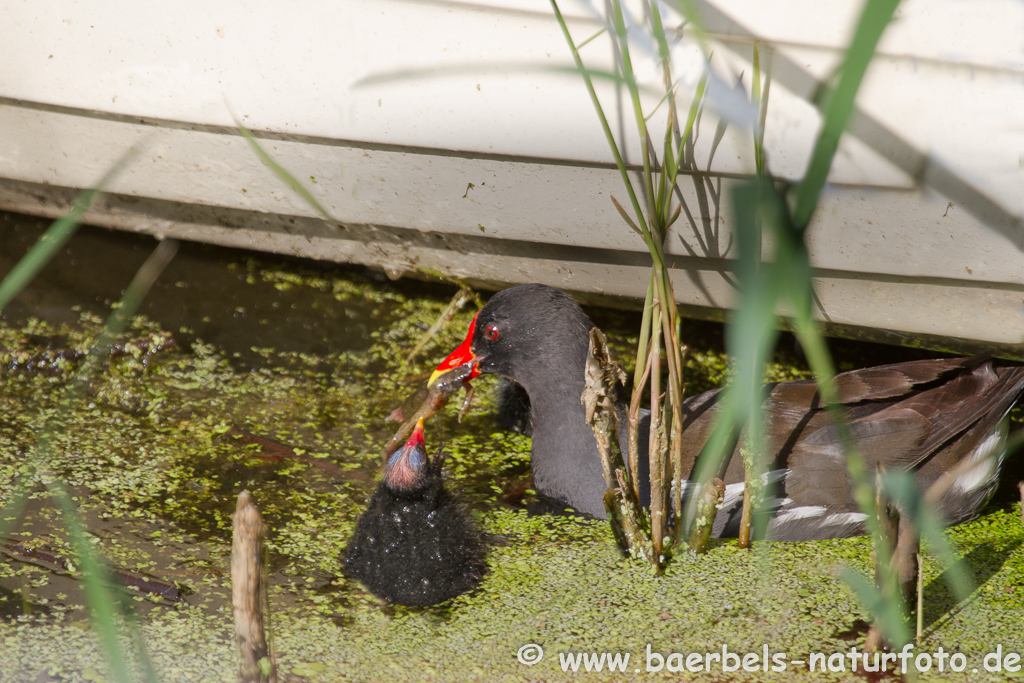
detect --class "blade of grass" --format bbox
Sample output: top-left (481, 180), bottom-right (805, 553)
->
top-left (235, 123), bottom-right (335, 223)
top-left (611, 196), bottom-right (644, 236)
top-left (666, 70), bottom-right (707, 196)
top-left (752, 41), bottom-right (770, 178)
top-left (7, 239), bottom-right (178, 683)
top-left (0, 158), bottom-right (147, 541)
top-left (882, 470), bottom-right (973, 602)
top-left (607, 0), bottom-right (658, 231)
top-left (0, 148), bottom-right (140, 312)
top-left (840, 568), bottom-right (911, 647)
top-left (686, 0), bottom-right (901, 551)
top-left (553, 0), bottom-right (697, 565)
top-left (727, 0), bottom-right (904, 639)
top-left (791, 0), bottom-right (900, 228)
top-left (685, 180), bottom-right (777, 536)
top-left (550, 0), bottom-right (652, 245)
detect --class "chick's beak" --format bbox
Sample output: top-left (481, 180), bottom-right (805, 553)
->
top-left (428, 311), bottom-right (481, 386)
top-left (406, 417), bottom-right (426, 450)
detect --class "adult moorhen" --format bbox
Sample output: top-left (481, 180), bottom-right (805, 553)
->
top-left (344, 419), bottom-right (486, 605)
top-left (430, 283), bottom-right (1024, 541)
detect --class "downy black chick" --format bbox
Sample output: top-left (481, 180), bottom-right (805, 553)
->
top-left (344, 419), bottom-right (486, 606)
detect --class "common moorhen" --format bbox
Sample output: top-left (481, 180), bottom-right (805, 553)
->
top-left (344, 419), bottom-right (486, 605)
top-left (431, 283), bottom-right (1024, 541)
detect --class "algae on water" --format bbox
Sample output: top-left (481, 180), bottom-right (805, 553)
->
top-left (0, 255), bottom-right (1021, 682)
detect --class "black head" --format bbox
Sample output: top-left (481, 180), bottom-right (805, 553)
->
top-left (427, 284), bottom-right (608, 519)
top-left (432, 284), bottom-right (595, 396)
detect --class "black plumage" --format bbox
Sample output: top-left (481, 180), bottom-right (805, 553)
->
top-left (344, 421), bottom-right (486, 606)
top-left (432, 283), bottom-right (1024, 541)
top-left (495, 377), bottom-right (533, 436)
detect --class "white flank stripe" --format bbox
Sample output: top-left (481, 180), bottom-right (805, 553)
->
top-left (721, 483), bottom-right (745, 510)
top-left (819, 512), bottom-right (868, 527)
top-left (773, 505), bottom-right (826, 524)
top-left (953, 424), bottom-right (1007, 494)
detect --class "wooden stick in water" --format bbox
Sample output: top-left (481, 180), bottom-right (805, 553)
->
top-left (380, 364), bottom-right (474, 463)
top-left (232, 491), bottom-right (275, 683)
top-left (1019, 481), bottom-right (1024, 527)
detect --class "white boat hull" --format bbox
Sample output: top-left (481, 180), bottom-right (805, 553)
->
top-left (1, 0), bottom-right (1022, 355)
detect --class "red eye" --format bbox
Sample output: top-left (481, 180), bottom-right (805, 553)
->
top-left (484, 324), bottom-right (499, 341)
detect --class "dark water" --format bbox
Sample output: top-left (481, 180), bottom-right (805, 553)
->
top-left (0, 211), bottom-right (951, 373)
top-left (0, 212), bottom-right (456, 369)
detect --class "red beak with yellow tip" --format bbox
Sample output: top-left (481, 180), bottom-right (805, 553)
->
top-left (429, 312), bottom-right (482, 386)
top-left (406, 417), bottom-right (426, 449)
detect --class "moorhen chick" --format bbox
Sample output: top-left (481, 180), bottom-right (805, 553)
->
top-left (430, 283), bottom-right (1024, 541)
top-left (344, 419), bottom-right (486, 605)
